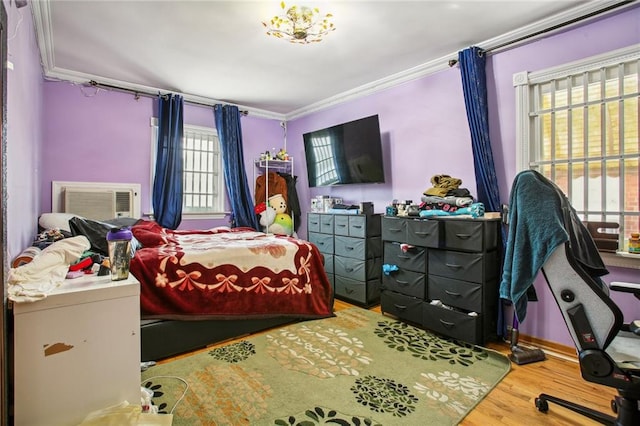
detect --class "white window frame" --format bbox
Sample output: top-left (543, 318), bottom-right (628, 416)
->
top-left (150, 118), bottom-right (226, 220)
top-left (514, 44), bottom-right (640, 269)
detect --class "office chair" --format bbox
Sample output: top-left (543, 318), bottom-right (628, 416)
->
top-left (537, 243), bottom-right (639, 425)
top-left (501, 170), bottom-right (639, 425)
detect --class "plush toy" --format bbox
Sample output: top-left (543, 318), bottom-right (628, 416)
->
top-left (271, 213), bottom-right (293, 236)
top-left (254, 201), bottom-right (293, 235)
top-left (268, 194), bottom-right (287, 214)
top-left (276, 148), bottom-right (288, 160)
top-left (255, 202), bottom-right (276, 231)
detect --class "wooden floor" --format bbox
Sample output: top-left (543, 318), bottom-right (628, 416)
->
top-left (162, 300), bottom-right (618, 425)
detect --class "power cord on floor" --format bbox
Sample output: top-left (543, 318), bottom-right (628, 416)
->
top-left (141, 375), bottom-right (190, 415)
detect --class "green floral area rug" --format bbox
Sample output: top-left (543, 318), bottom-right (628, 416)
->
top-left (142, 307), bottom-right (511, 425)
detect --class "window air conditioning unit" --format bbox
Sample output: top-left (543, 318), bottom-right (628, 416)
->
top-left (63, 188), bottom-right (134, 221)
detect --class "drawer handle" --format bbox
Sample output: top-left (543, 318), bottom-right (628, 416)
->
top-left (389, 228), bottom-right (402, 232)
top-left (346, 246), bottom-right (354, 250)
top-left (397, 255), bottom-right (410, 259)
top-left (346, 267), bottom-right (354, 272)
top-left (337, 224), bottom-right (347, 228)
top-left (352, 225), bottom-right (363, 229)
top-left (346, 288), bottom-right (355, 294)
top-left (439, 319), bottom-right (456, 328)
top-left (396, 280), bottom-right (409, 285)
top-left (415, 231), bottom-right (431, 236)
top-left (394, 304), bottom-right (407, 310)
top-left (310, 221), bottom-right (319, 225)
top-left (317, 242), bottom-right (325, 245)
top-left (444, 290), bottom-right (461, 297)
top-left (455, 233), bottom-right (472, 239)
top-left (445, 263), bottom-right (462, 269)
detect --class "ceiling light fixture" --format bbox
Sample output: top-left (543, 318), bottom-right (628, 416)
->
top-left (263, 2), bottom-right (335, 44)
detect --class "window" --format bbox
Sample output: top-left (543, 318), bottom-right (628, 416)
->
top-left (515, 45), bottom-right (639, 255)
top-left (151, 120), bottom-right (225, 218)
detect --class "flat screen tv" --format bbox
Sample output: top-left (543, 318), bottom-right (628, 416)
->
top-left (303, 115), bottom-right (385, 187)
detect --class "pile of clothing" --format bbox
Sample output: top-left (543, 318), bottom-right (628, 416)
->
top-left (8, 216), bottom-right (140, 302)
top-left (421, 174), bottom-right (474, 213)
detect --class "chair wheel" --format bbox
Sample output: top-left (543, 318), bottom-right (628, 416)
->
top-left (535, 397), bottom-right (549, 413)
top-left (610, 399), bottom-right (617, 414)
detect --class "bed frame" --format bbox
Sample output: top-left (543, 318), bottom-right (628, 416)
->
top-left (140, 317), bottom-right (300, 361)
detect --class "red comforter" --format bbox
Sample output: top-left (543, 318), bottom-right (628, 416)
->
top-left (130, 221), bottom-right (334, 320)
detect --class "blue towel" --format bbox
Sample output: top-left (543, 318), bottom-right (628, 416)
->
top-left (499, 171), bottom-right (569, 322)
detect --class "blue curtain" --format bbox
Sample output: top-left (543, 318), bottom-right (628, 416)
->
top-left (458, 47), bottom-right (502, 214)
top-left (153, 94), bottom-right (184, 229)
top-left (458, 47), bottom-right (507, 337)
top-left (214, 104), bottom-right (260, 230)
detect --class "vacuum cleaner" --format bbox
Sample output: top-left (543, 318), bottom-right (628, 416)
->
top-left (509, 314), bottom-right (546, 365)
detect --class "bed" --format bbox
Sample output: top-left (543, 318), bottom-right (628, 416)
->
top-left (129, 220), bottom-right (334, 361)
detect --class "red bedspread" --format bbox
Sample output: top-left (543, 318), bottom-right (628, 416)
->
top-left (130, 221), bottom-right (334, 320)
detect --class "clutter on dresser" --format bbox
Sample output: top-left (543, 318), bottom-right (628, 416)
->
top-left (384, 173), bottom-right (499, 220)
top-left (310, 195), bottom-right (343, 213)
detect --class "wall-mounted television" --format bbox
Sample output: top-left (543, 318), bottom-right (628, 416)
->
top-left (303, 115), bottom-right (385, 187)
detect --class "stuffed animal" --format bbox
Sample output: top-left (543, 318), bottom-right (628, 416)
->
top-left (255, 201), bottom-right (293, 235)
top-left (271, 213), bottom-right (293, 236)
top-left (268, 194), bottom-right (287, 214)
top-left (255, 202), bottom-right (275, 231)
top-left (276, 148), bottom-right (288, 160)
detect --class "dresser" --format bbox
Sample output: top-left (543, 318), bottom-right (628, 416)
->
top-left (12, 274), bottom-right (141, 426)
top-left (380, 216), bottom-right (500, 345)
top-left (308, 213), bottom-right (382, 307)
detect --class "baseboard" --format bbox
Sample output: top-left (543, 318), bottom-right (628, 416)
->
top-left (516, 334), bottom-right (579, 362)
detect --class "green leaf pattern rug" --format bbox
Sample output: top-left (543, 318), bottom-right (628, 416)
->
top-left (142, 308), bottom-right (511, 425)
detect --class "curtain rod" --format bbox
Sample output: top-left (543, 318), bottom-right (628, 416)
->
top-left (87, 80), bottom-right (249, 115)
top-left (447, 0), bottom-right (635, 67)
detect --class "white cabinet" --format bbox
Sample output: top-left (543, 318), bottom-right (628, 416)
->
top-left (13, 274), bottom-right (141, 426)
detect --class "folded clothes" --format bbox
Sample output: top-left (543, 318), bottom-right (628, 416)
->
top-left (424, 174), bottom-right (464, 197)
top-left (419, 202), bottom-right (485, 218)
top-left (420, 195), bottom-right (474, 207)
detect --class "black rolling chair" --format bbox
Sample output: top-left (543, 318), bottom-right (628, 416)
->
top-left (501, 170), bottom-right (639, 425)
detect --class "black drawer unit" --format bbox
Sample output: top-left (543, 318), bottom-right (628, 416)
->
top-left (380, 291), bottom-right (423, 326)
top-left (380, 215), bottom-right (501, 345)
top-left (308, 213), bottom-right (382, 307)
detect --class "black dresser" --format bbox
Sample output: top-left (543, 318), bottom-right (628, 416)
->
top-left (380, 216), bottom-right (501, 345)
top-left (308, 213), bottom-right (382, 307)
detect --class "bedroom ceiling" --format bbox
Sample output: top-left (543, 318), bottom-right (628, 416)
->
top-left (29, 1), bottom-right (629, 118)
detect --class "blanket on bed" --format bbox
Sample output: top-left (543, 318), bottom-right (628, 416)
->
top-left (130, 221), bottom-right (334, 320)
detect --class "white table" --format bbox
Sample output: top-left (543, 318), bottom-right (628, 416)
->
top-left (13, 273), bottom-right (141, 426)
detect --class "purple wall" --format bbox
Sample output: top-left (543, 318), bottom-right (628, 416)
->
top-left (5, 0), bottom-right (44, 262)
top-left (289, 66), bottom-right (476, 239)
top-left (40, 82), bottom-right (283, 230)
top-left (287, 7), bottom-right (640, 346)
top-left (28, 5), bottom-right (639, 347)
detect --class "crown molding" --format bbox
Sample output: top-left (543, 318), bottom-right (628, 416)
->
top-left (31, 0), bottom-right (636, 121)
top-left (286, 0), bottom-right (637, 120)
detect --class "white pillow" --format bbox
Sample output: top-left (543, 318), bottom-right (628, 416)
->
top-left (39, 213), bottom-right (83, 233)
